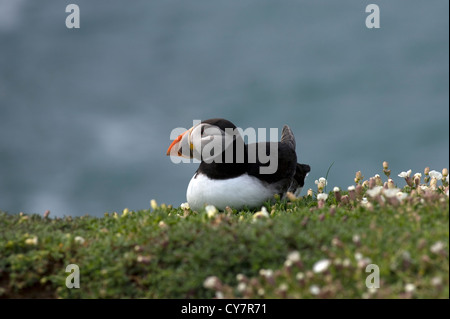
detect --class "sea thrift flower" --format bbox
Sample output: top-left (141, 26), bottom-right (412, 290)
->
top-left (340, 195), bottom-right (350, 205)
top-left (180, 202), bottom-right (190, 210)
top-left (368, 177), bottom-right (376, 189)
top-left (424, 167), bottom-right (430, 184)
top-left (315, 177), bottom-right (327, 186)
top-left (356, 184), bottom-right (363, 197)
top-left (354, 171), bottom-right (363, 184)
top-left (309, 285), bottom-right (320, 295)
top-left (374, 174), bottom-right (383, 186)
top-left (333, 187), bottom-right (341, 202)
top-left (286, 191), bottom-right (297, 201)
top-left (396, 192), bottom-right (408, 202)
top-left (405, 283), bottom-right (415, 293)
top-left (287, 251), bottom-right (301, 263)
top-left (366, 186), bottom-right (383, 198)
top-left (158, 221), bottom-right (167, 229)
top-left (430, 241), bottom-right (445, 254)
top-left (348, 185), bottom-right (356, 201)
top-left (307, 189), bottom-right (314, 197)
top-left (43, 210), bottom-right (50, 218)
top-left (253, 207), bottom-right (269, 220)
top-left (205, 205), bottom-right (218, 218)
top-left (150, 199), bottom-right (158, 210)
top-left (237, 282), bottom-right (247, 293)
top-left (25, 236), bottom-right (38, 246)
top-left (429, 170), bottom-right (442, 180)
top-left (136, 255), bottom-right (151, 264)
top-left (413, 173), bottom-right (421, 187)
top-left (398, 170), bottom-right (412, 178)
top-left (313, 259), bottom-right (331, 273)
top-left (317, 193), bottom-right (328, 208)
top-left (398, 170), bottom-right (414, 187)
top-left (296, 272), bottom-right (305, 281)
top-left (315, 177), bottom-right (327, 193)
top-left (74, 236), bottom-right (85, 244)
top-left (387, 179), bottom-right (395, 189)
top-left (443, 169), bottom-right (449, 186)
top-left (203, 276), bottom-right (221, 289)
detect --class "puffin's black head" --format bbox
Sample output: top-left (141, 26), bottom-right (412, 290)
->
top-left (166, 118), bottom-right (241, 162)
top-left (201, 118), bottom-right (237, 131)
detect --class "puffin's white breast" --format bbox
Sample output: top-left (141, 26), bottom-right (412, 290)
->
top-left (186, 173), bottom-right (277, 211)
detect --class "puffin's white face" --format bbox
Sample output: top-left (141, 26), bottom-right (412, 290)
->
top-left (167, 123), bottom-right (232, 162)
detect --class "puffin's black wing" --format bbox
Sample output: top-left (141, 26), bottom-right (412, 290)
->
top-left (247, 124), bottom-right (297, 190)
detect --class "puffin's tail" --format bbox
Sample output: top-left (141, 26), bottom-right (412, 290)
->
top-left (281, 125), bottom-right (296, 150)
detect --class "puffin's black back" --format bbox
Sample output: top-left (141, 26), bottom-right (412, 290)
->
top-left (197, 119), bottom-right (299, 189)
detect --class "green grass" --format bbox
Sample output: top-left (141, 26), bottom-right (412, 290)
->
top-left (0, 171), bottom-right (449, 299)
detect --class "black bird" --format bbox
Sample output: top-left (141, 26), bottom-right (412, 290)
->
top-left (167, 118), bottom-right (310, 211)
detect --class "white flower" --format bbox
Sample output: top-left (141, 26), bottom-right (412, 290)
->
top-left (396, 192), bottom-right (408, 201)
top-left (205, 205), bottom-right (218, 218)
top-left (74, 236), bottom-right (85, 244)
top-left (237, 282), bottom-right (247, 293)
top-left (180, 202), bottom-right (190, 210)
top-left (313, 259), bottom-right (330, 273)
top-left (352, 234), bottom-right (361, 243)
top-left (215, 291), bottom-right (224, 299)
top-left (342, 258), bottom-right (351, 267)
top-left (150, 199), bottom-right (158, 210)
top-left (25, 236), bottom-right (38, 246)
top-left (354, 252), bottom-right (363, 261)
top-left (253, 207), bottom-right (269, 219)
top-left (430, 241), bottom-right (445, 254)
top-left (348, 185), bottom-right (356, 191)
top-left (236, 274), bottom-right (245, 282)
top-left (287, 251), bottom-right (301, 263)
top-left (405, 283), bottom-right (415, 293)
top-left (278, 283), bottom-right (288, 292)
top-left (296, 272), bottom-right (305, 280)
top-left (158, 221), bottom-right (167, 228)
top-left (431, 277), bottom-right (442, 286)
top-left (317, 193), bottom-right (328, 201)
top-left (420, 185), bottom-right (429, 191)
top-left (383, 188), bottom-right (401, 198)
top-left (333, 187), bottom-right (340, 192)
top-left (309, 285), bottom-right (320, 295)
top-left (398, 170), bottom-right (412, 178)
top-left (315, 177), bottom-right (327, 186)
top-left (257, 288), bottom-right (265, 296)
top-left (429, 170), bottom-right (442, 180)
top-left (203, 276), bottom-right (220, 289)
top-left (414, 173), bottom-right (422, 178)
top-left (259, 269), bottom-right (273, 278)
top-left (366, 186), bottom-right (383, 197)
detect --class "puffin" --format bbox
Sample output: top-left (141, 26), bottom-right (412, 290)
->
top-left (166, 118), bottom-right (310, 211)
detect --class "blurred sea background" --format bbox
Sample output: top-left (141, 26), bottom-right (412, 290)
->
top-left (0, 0), bottom-right (448, 217)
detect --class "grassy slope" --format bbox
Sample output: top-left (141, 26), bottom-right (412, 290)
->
top-left (0, 189), bottom-right (448, 299)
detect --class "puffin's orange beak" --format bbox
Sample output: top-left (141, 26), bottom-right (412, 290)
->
top-left (166, 130), bottom-right (189, 156)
